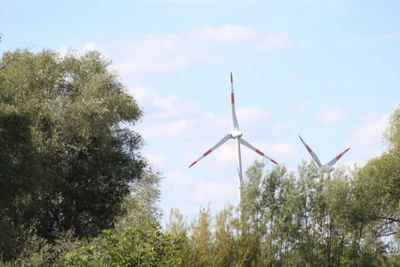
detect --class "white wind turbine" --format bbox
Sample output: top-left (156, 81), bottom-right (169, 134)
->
top-left (298, 135), bottom-right (350, 176)
top-left (189, 73), bottom-right (279, 204)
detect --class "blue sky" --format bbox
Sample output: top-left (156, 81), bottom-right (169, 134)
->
top-left (2, 0), bottom-right (400, 222)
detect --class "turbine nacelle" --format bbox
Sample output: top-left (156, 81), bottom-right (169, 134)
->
top-left (230, 129), bottom-right (243, 138)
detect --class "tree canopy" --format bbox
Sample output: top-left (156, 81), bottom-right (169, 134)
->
top-left (0, 49), bottom-right (147, 260)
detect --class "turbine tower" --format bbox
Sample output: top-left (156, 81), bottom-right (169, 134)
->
top-left (298, 135), bottom-right (350, 176)
top-left (189, 73), bottom-right (278, 204)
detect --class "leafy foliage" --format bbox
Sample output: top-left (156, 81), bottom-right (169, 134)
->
top-left (115, 170), bottom-right (162, 233)
top-left (63, 224), bottom-right (185, 266)
top-left (0, 105), bottom-right (41, 260)
top-left (162, 160), bottom-right (398, 266)
top-left (0, 49), bottom-right (146, 260)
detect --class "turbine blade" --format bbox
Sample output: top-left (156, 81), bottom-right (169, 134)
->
top-left (240, 138), bottom-right (279, 165)
top-left (188, 134), bottom-right (232, 168)
top-left (327, 147), bottom-right (350, 167)
top-left (298, 135), bottom-right (322, 167)
top-left (230, 72), bottom-right (239, 129)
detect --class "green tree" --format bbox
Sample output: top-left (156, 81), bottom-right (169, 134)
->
top-left (163, 154), bottom-right (399, 266)
top-left (350, 107), bottom-right (400, 264)
top-left (115, 170), bottom-right (162, 233)
top-left (167, 208), bottom-right (189, 240)
top-left (0, 49), bottom-right (146, 244)
top-left (240, 160), bottom-right (390, 266)
top-left (186, 206), bottom-right (214, 266)
top-left (63, 223), bottom-right (185, 266)
top-left (0, 105), bottom-right (41, 260)
top-left (213, 206), bottom-right (238, 267)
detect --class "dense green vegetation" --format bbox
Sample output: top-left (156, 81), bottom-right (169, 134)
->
top-left (1, 49), bottom-right (399, 266)
top-left (0, 49), bottom-right (150, 263)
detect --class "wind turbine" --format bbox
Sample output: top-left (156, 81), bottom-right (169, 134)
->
top-left (298, 135), bottom-right (350, 176)
top-left (188, 73), bottom-right (279, 204)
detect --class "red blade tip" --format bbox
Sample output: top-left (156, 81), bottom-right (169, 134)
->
top-left (255, 149), bottom-right (264, 156)
top-left (189, 161), bottom-right (197, 168)
top-left (203, 149), bottom-right (212, 157)
top-left (230, 72), bottom-right (233, 83)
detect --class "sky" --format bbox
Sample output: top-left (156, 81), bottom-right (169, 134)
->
top-left (1, 0), bottom-right (400, 223)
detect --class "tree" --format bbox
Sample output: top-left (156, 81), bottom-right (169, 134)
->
top-left (385, 107), bottom-right (400, 150)
top-left (161, 155), bottom-right (399, 266)
top-left (0, 105), bottom-right (41, 260)
top-left (0, 49), bottom-right (146, 245)
top-left (167, 208), bottom-right (189, 240)
top-left (63, 223), bottom-right (185, 266)
top-left (351, 106), bottom-right (400, 264)
top-left (186, 206), bottom-right (214, 266)
top-left (240, 160), bottom-right (390, 266)
top-left (115, 170), bottom-right (162, 232)
top-left (213, 206), bottom-right (238, 267)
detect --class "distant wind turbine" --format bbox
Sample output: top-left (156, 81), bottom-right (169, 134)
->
top-left (189, 73), bottom-right (279, 204)
top-left (298, 135), bottom-right (350, 176)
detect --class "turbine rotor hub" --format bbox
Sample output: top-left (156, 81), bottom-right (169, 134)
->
top-left (321, 165), bottom-right (334, 173)
top-left (231, 129), bottom-right (243, 138)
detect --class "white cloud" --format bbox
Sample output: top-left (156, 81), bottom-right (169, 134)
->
top-left (150, 94), bottom-right (200, 120)
top-left (195, 180), bottom-right (236, 202)
top-left (162, 171), bottom-right (193, 203)
top-left (347, 114), bottom-right (389, 158)
top-left (199, 112), bottom-right (231, 133)
top-left (133, 88), bottom-right (200, 141)
top-left (142, 119), bottom-right (189, 139)
top-left (252, 33), bottom-right (292, 50)
top-left (130, 86), bottom-right (199, 121)
top-left (271, 123), bottom-right (289, 135)
top-left (188, 25), bottom-right (291, 50)
top-left (127, 87), bottom-right (157, 104)
top-left (270, 142), bottom-right (299, 161)
top-left (215, 144), bottom-right (236, 164)
top-left (146, 153), bottom-right (166, 167)
top-left (100, 33), bottom-right (215, 81)
top-left (315, 104), bottom-right (346, 125)
top-left (73, 25), bottom-right (291, 82)
top-left (349, 114), bottom-right (388, 147)
top-left (237, 106), bottom-right (269, 124)
top-left (188, 25), bottom-right (260, 45)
